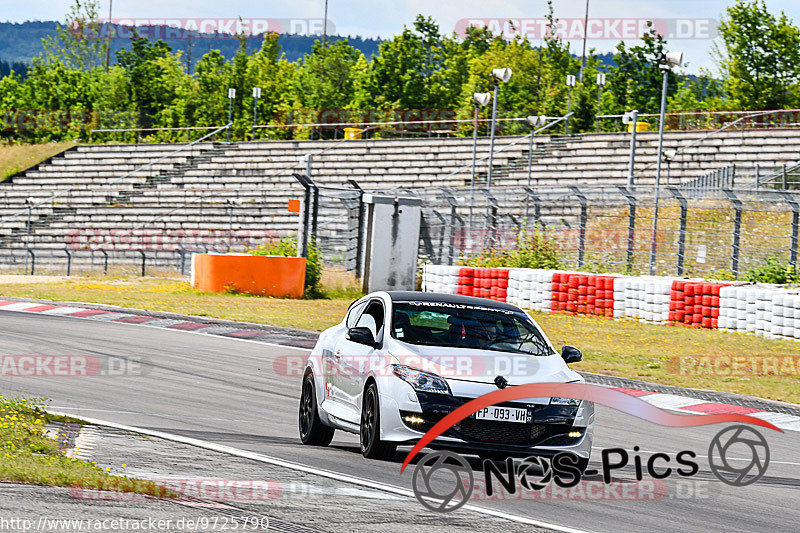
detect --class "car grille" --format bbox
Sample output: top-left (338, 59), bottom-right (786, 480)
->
top-left (452, 419), bottom-right (578, 446)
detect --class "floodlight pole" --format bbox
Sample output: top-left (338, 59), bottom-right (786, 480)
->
top-left (105, 0), bottom-right (113, 73)
top-left (627, 110), bottom-right (639, 189)
top-left (579, 0), bottom-right (590, 82)
top-left (227, 88), bottom-right (235, 142)
top-left (527, 124), bottom-right (535, 188)
top-left (565, 75), bottom-right (576, 134)
top-left (469, 103), bottom-right (480, 241)
top-left (252, 87), bottom-right (261, 140)
top-left (648, 69), bottom-right (670, 276)
top-left (322, 0), bottom-right (329, 48)
top-left (487, 81), bottom-right (499, 189)
top-left (595, 73), bottom-right (605, 132)
top-left (566, 85), bottom-right (573, 134)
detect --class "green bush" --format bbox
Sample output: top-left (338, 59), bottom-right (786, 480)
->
top-left (248, 237), bottom-right (323, 297)
top-left (743, 257), bottom-right (797, 284)
top-left (460, 226), bottom-right (562, 269)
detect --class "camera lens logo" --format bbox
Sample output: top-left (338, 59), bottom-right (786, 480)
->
top-left (516, 456), bottom-right (552, 491)
top-left (411, 451), bottom-right (474, 512)
top-left (708, 425), bottom-right (770, 487)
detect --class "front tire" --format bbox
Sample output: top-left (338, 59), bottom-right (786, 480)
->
top-left (360, 383), bottom-right (397, 460)
top-left (299, 373), bottom-right (335, 446)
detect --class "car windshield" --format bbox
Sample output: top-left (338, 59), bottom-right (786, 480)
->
top-left (391, 301), bottom-right (554, 356)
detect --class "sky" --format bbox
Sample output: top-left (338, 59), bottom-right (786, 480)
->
top-left (2, 0), bottom-right (800, 74)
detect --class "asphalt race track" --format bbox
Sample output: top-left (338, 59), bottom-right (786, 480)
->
top-left (1, 310), bottom-right (799, 532)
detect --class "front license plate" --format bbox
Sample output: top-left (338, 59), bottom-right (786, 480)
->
top-left (473, 406), bottom-right (530, 424)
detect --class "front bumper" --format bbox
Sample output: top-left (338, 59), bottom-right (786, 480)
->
top-left (380, 390), bottom-right (594, 459)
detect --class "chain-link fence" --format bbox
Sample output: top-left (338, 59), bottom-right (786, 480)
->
top-left (416, 185), bottom-right (800, 280)
top-left (3, 182), bottom-right (800, 281)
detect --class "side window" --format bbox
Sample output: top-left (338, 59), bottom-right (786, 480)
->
top-left (354, 300), bottom-right (385, 338)
top-left (346, 301), bottom-right (367, 329)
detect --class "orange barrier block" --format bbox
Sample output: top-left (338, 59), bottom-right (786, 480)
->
top-left (193, 254), bottom-right (306, 298)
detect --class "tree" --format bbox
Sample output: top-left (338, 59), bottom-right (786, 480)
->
top-left (292, 40), bottom-right (361, 111)
top-left (369, 15), bottom-right (463, 111)
top-left (716, 0), bottom-right (800, 109)
top-left (668, 70), bottom-right (727, 113)
top-left (606, 22), bottom-right (678, 115)
top-left (244, 34), bottom-right (295, 139)
top-left (41, 0), bottom-right (105, 70)
top-left (116, 32), bottom-right (177, 129)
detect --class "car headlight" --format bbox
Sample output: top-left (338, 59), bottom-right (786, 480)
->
top-left (392, 364), bottom-right (451, 395)
top-left (550, 397), bottom-right (581, 406)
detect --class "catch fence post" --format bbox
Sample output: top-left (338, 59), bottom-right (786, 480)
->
top-left (568, 186), bottom-right (588, 268)
top-left (439, 188), bottom-right (458, 265)
top-left (348, 179), bottom-right (365, 278)
top-left (780, 191), bottom-right (800, 271)
top-left (667, 187), bottom-right (688, 276)
top-left (722, 188), bottom-right (742, 278)
top-left (618, 186), bottom-right (638, 274)
top-left (64, 248), bottom-right (72, 276)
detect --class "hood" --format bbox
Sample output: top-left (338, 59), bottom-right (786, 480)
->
top-left (386, 339), bottom-right (581, 386)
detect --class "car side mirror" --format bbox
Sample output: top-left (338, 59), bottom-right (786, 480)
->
top-left (561, 345), bottom-right (582, 364)
top-left (347, 327), bottom-right (379, 348)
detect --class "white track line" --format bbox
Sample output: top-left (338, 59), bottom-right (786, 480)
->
top-left (47, 410), bottom-right (592, 533)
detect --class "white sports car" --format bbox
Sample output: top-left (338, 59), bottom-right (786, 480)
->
top-left (298, 291), bottom-right (594, 466)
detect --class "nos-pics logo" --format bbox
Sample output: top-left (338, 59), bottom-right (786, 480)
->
top-left (411, 425), bottom-right (770, 512)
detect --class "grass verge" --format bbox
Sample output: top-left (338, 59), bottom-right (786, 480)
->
top-left (0, 141), bottom-right (76, 181)
top-left (531, 311), bottom-right (800, 404)
top-left (0, 396), bottom-right (171, 496)
top-left (1, 276), bottom-right (798, 403)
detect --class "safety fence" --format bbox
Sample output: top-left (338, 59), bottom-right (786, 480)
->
top-left (5, 183), bottom-right (800, 281)
top-left (597, 108), bottom-right (800, 134)
top-left (82, 108), bottom-right (800, 144)
top-left (421, 264), bottom-right (800, 342)
top-left (417, 185), bottom-right (800, 280)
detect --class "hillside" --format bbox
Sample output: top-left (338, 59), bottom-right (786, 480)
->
top-left (0, 21), bottom-right (383, 70)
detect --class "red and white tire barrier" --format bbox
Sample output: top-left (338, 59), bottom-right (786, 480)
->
top-left (420, 265), bottom-right (460, 294)
top-left (507, 269), bottom-right (553, 312)
top-left (422, 264), bottom-right (800, 341)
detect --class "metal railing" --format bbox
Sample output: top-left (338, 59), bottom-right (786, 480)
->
top-left (679, 164), bottom-right (736, 198)
top-left (597, 108), bottom-right (800, 132)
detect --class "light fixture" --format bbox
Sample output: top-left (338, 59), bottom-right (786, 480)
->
top-left (491, 67), bottom-right (513, 84)
top-left (664, 50), bottom-right (683, 68)
top-left (471, 92), bottom-right (492, 107)
top-left (596, 72), bottom-right (606, 86)
top-left (526, 115), bottom-right (547, 127)
top-left (622, 111), bottom-right (636, 125)
top-left (404, 415), bottom-right (425, 425)
top-left (568, 431), bottom-right (583, 438)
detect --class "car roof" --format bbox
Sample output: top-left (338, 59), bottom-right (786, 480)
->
top-left (385, 291), bottom-right (521, 312)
